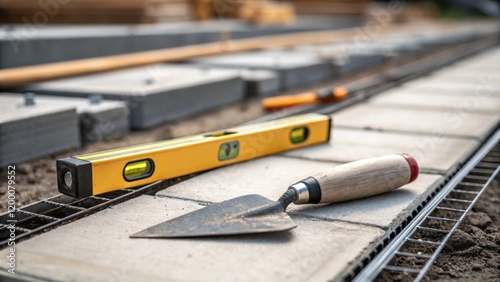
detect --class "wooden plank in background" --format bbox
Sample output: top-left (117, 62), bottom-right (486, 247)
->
top-left (0, 23), bottom-right (412, 87)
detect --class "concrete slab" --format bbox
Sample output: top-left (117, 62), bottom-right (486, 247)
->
top-left (386, 39), bottom-right (500, 82)
top-left (332, 103), bottom-right (499, 140)
top-left (157, 156), bottom-right (337, 203)
top-left (397, 80), bottom-right (500, 97)
top-left (472, 46), bottom-right (500, 55)
top-left (433, 65), bottom-right (500, 79)
top-left (238, 69), bottom-right (280, 97)
top-left (290, 173), bottom-right (443, 230)
top-left (293, 27), bottom-right (449, 61)
top-left (158, 156), bottom-right (443, 229)
top-left (460, 49), bottom-right (500, 63)
top-left (21, 65), bottom-right (245, 129)
top-left (405, 76), bottom-right (500, 92)
top-left (429, 72), bottom-right (500, 84)
top-left (293, 42), bottom-right (384, 60)
top-left (0, 195), bottom-right (384, 282)
top-left (189, 50), bottom-right (333, 90)
top-left (331, 53), bottom-right (385, 77)
top-left (369, 91), bottom-right (500, 114)
top-left (180, 67), bottom-right (279, 97)
top-left (402, 26), bottom-right (483, 47)
top-left (454, 60), bottom-right (500, 68)
top-left (459, 48), bottom-right (500, 59)
top-left (283, 128), bottom-right (479, 174)
top-left (446, 64), bottom-right (500, 73)
top-left (292, 42), bottom-right (386, 72)
top-left (372, 37), bottom-right (425, 57)
top-left (0, 95), bottom-right (76, 126)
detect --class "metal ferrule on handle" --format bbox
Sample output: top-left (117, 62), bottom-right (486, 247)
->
top-left (289, 177), bottom-right (322, 205)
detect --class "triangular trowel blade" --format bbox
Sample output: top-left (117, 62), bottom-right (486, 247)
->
top-left (130, 194), bottom-right (296, 238)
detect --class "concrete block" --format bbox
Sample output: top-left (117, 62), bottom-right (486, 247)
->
top-left (357, 41), bottom-right (412, 57)
top-left (292, 43), bottom-right (385, 76)
top-left (401, 28), bottom-right (477, 48)
top-left (0, 195), bottom-right (384, 282)
top-left (333, 103), bottom-right (499, 140)
top-left (294, 42), bottom-right (389, 61)
top-left (295, 30), bottom-right (434, 63)
top-left (21, 65), bottom-right (245, 129)
top-left (338, 28), bottom-right (450, 59)
top-left (283, 128), bottom-right (480, 174)
top-left (406, 32), bottom-right (447, 47)
top-left (1, 93), bottom-right (129, 143)
top-left (189, 50), bottom-right (333, 90)
top-left (414, 24), bottom-right (497, 47)
top-left (182, 66), bottom-right (280, 97)
top-left (331, 53), bottom-right (384, 77)
top-left (369, 91), bottom-right (500, 114)
top-left (290, 173), bottom-right (444, 229)
top-left (0, 94), bottom-right (80, 166)
top-left (373, 36), bottom-right (425, 56)
top-left (238, 69), bottom-right (280, 97)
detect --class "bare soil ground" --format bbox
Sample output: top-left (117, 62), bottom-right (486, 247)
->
top-left (378, 175), bottom-right (499, 281)
top-left (424, 175), bottom-right (499, 281)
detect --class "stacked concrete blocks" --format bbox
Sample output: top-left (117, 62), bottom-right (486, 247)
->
top-left (0, 93), bottom-right (80, 166)
top-left (190, 50), bottom-right (333, 91)
top-left (292, 43), bottom-right (385, 77)
top-left (0, 17), bottom-right (360, 68)
top-left (12, 93), bottom-right (130, 143)
top-left (238, 69), bottom-right (280, 97)
top-left (22, 65), bottom-right (245, 129)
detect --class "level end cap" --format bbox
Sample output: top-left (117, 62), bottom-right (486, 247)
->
top-left (401, 153), bottom-right (419, 183)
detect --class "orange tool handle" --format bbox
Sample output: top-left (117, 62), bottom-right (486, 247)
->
top-left (262, 87), bottom-right (348, 110)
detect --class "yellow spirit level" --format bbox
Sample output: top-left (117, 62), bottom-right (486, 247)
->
top-left (57, 113), bottom-right (332, 198)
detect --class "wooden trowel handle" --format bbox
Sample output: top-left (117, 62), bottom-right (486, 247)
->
top-left (288, 154), bottom-right (419, 205)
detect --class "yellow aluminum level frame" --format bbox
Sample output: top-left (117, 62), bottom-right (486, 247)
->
top-left (57, 113), bottom-right (332, 198)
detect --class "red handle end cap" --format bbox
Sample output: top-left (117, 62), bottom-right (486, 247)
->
top-left (401, 153), bottom-right (419, 183)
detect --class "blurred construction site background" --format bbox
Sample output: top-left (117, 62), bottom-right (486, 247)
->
top-left (0, 0), bottom-right (498, 25)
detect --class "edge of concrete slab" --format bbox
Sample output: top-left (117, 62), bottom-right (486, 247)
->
top-left (0, 195), bottom-right (386, 282)
top-left (282, 127), bottom-right (481, 176)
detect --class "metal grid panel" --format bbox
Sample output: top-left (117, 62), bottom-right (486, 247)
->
top-left (0, 178), bottom-right (189, 249)
top-left (354, 129), bottom-right (500, 282)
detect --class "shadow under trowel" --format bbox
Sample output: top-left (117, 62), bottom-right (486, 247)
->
top-left (160, 230), bottom-right (296, 244)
